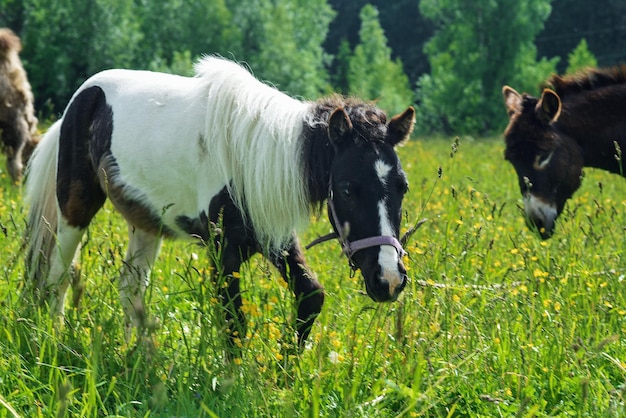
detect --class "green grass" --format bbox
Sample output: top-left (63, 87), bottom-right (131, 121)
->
top-left (1, 136), bottom-right (626, 417)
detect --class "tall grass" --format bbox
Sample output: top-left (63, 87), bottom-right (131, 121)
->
top-left (1, 137), bottom-right (625, 417)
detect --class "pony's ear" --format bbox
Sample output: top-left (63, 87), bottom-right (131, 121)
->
top-left (387, 107), bottom-right (415, 146)
top-left (328, 107), bottom-right (353, 149)
top-left (502, 85), bottom-right (522, 118)
top-left (536, 89), bottom-right (561, 124)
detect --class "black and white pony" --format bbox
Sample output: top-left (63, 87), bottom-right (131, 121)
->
top-left (25, 56), bottom-right (415, 349)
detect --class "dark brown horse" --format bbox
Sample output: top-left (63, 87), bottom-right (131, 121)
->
top-left (502, 66), bottom-right (626, 238)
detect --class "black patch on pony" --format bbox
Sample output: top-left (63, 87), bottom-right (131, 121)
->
top-left (57, 86), bottom-right (110, 228)
top-left (98, 153), bottom-right (177, 237)
top-left (208, 186), bottom-right (259, 252)
top-left (58, 86), bottom-right (177, 236)
top-left (301, 96), bottom-right (389, 205)
top-left (176, 210), bottom-right (210, 242)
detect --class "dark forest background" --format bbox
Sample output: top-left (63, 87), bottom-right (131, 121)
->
top-left (1, 0), bottom-right (624, 135)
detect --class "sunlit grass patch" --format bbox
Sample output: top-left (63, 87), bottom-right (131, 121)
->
top-left (1, 136), bottom-right (626, 416)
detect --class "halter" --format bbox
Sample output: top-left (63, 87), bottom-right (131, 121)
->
top-left (306, 179), bottom-right (406, 270)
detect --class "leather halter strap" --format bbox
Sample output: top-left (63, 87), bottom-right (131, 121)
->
top-left (306, 179), bottom-right (406, 264)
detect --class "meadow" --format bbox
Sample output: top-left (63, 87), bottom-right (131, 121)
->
top-left (1, 136), bottom-right (625, 417)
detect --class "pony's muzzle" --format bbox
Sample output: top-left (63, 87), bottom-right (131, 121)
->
top-left (361, 246), bottom-right (407, 302)
top-left (524, 194), bottom-right (557, 239)
top-left (382, 267), bottom-right (407, 300)
top-left (366, 267), bottom-right (407, 302)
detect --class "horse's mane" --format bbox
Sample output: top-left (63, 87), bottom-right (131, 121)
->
top-left (194, 56), bottom-right (311, 248)
top-left (308, 95), bottom-right (388, 140)
top-left (192, 57), bottom-right (390, 248)
top-left (546, 65), bottom-right (626, 97)
top-left (301, 95), bottom-right (388, 204)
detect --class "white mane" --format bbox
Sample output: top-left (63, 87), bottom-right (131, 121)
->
top-left (194, 57), bottom-right (312, 248)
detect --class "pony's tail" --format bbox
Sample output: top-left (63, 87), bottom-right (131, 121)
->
top-left (24, 121), bottom-right (61, 291)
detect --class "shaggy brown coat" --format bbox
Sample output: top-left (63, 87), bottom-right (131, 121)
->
top-left (0, 28), bottom-right (38, 182)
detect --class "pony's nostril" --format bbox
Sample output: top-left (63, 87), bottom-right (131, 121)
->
top-left (384, 270), bottom-right (406, 299)
top-left (396, 274), bottom-right (407, 295)
top-left (530, 215), bottom-right (544, 230)
top-left (527, 213), bottom-right (554, 239)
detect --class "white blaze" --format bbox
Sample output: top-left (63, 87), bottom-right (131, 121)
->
top-left (375, 159), bottom-right (403, 295)
top-left (375, 160), bottom-right (391, 185)
top-left (533, 151), bottom-right (554, 170)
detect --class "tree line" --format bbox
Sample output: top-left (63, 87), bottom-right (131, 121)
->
top-left (1, 0), bottom-right (623, 136)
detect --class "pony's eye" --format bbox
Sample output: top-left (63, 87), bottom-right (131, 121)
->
top-left (336, 182), bottom-right (354, 200)
top-left (398, 180), bottom-right (409, 195)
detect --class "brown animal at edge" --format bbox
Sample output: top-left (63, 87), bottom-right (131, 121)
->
top-left (502, 65), bottom-right (626, 238)
top-left (0, 28), bottom-right (38, 182)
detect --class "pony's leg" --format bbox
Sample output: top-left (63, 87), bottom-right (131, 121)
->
top-left (119, 226), bottom-right (162, 330)
top-left (0, 121), bottom-right (25, 181)
top-left (214, 238), bottom-right (255, 353)
top-left (45, 217), bottom-right (86, 316)
top-left (208, 188), bottom-right (258, 353)
top-left (270, 235), bottom-right (324, 347)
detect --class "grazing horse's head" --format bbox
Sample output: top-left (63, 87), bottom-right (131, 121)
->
top-left (325, 105), bottom-right (415, 301)
top-left (502, 86), bottom-right (584, 239)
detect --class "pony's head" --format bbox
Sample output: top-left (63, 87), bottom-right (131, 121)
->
top-left (326, 105), bottom-right (414, 301)
top-left (502, 86), bottom-right (583, 239)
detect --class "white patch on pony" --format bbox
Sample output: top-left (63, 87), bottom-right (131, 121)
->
top-left (377, 200), bottom-right (403, 296)
top-left (533, 151), bottom-right (554, 170)
top-left (374, 158), bottom-right (403, 295)
top-left (75, 56), bottom-right (311, 249)
top-left (375, 159), bottom-right (392, 186)
top-left (46, 217), bottom-right (85, 316)
top-left (524, 193), bottom-right (557, 231)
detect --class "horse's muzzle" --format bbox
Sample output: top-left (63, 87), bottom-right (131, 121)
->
top-left (363, 259), bottom-right (407, 302)
top-left (524, 194), bottom-right (557, 239)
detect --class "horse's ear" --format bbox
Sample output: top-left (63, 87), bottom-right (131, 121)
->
top-left (387, 107), bottom-right (415, 146)
top-left (328, 107), bottom-right (353, 149)
top-left (536, 89), bottom-right (561, 124)
top-left (502, 86), bottom-right (522, 118)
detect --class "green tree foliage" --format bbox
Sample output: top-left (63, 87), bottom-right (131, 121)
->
top-left (137, 0), bottom-right (239, 71)
top-left (346, 5), bottom-right (413, 115)
top-left (19, 0), bottom-right (142, 114)
top-left (5, 0), bottom-right (626, 134)
top-left (565, 38), bottom-right (598, 75)
top-left (148, 51), bottom-right (196, 77)
top-left (227, 0), bottom-right (334, 99)
top-left (538, 0), bottom-right (626, 72)
top-left (326, 0), bottom-right (434, 88)
top-left (0, 0), bottom-right (26, 31)
top-left (415, 0), bottom-right (559, 135)
top-left (331, 40), bottom-right (352, 94)
top-left (89, 0), bottom-right (143, 73)
top-left (3, 0), bottom-right (334, 112)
